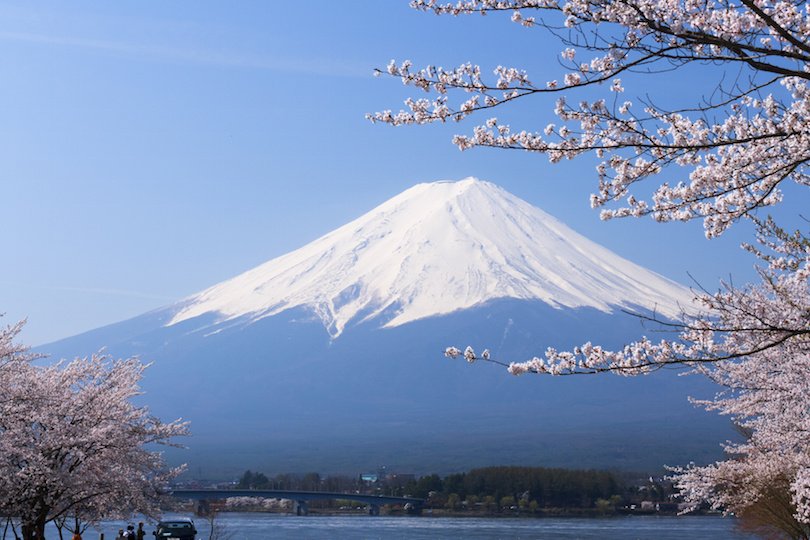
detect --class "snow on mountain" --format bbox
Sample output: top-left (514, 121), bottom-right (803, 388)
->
top-left (39, 177), bottom-right (726, 476)
top-left (168, 177), bottom-right (694, 338)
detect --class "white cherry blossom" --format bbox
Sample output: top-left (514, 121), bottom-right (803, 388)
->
top-left (380, 3), bottom-right (810, 532)
top-left (371, 0), bottom-right (810, 238)
top-left (0, 326), bottom-right (188, 539)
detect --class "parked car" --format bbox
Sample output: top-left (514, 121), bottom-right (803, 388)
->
top-left (153, 518), bottom-right (196, 540)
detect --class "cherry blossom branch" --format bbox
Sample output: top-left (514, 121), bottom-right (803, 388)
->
top-left (373, 0), bottom-right (810, 238)
top-left (381, 0), bottom-right (810, 529)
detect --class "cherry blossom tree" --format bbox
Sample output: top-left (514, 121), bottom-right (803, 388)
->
top-left (372, 1), bottom-right (809, 535)
top-left (0, 328), bottom-right (188, 540)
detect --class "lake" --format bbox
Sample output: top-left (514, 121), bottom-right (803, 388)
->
top-left (45, 513), bottom-right (759, 540)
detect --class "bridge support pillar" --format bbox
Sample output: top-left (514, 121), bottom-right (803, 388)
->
top-left (368, 504), bottom-right (380, 516)
top-left (295, 500), bottom-right (309, 516)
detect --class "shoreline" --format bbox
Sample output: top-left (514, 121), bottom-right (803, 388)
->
top-left (203, 507), bottom-right (721, 519)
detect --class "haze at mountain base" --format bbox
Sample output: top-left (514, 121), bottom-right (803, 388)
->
top-left (39, 179), bottom-right (727, 477)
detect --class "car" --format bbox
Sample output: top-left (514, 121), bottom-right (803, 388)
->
top-left (152, 518), bottom-right (197, 540)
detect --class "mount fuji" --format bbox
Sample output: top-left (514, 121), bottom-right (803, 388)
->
top-left (41, 178), bottom-right (729, 477)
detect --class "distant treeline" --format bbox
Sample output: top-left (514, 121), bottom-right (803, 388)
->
top-left (407, 466), bottom-right (622, 509)
top-left (237, 471), bottom-right (350, 492)
top-left (235, 466), bottom-right (676, 512)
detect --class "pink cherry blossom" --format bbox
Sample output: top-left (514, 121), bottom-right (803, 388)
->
top-left (383, 2), bottom-right (810, 532)
top-left (0, 324), bottom-right (188, 539)
top-left (371, 0), bottom-right (810, 238)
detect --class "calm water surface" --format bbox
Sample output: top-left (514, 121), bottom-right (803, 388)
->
top-left (53, 513), bottom-right (759, 540)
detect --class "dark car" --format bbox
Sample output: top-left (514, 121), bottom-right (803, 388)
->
top-left (153, 518), bottom-right (196, 540)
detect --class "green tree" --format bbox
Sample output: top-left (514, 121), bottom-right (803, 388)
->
top-left (500, 495), bottom-right (516, 512)
top-left (412, 474), bottom-right (443, 499)
top-left (483, 495), bottom-right (497, 513)
top-left (237, 470), bottom-right (270, 489)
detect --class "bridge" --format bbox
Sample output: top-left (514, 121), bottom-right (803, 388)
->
top-left (170, 489), bottom-right (424, 516)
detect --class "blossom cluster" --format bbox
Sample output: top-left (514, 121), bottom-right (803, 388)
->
top-left (225, 497), bottom-right (292, 511)
top-left (673, 347), bottom-right (810, 531)
top-left (373, 0), bottom-right (810, 238)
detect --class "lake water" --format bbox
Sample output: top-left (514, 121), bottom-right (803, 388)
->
top-left (46, 513), bottom-right (759, 540)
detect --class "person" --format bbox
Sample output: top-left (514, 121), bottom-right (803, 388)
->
top-left (125, 525), bottom-right (136, 538)
top-left (116, 530), bottom-right (125, 540)
top-left (136, 522), bottom-right (145, 540)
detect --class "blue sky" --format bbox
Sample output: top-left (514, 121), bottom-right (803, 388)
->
top-left (2, 1), bottom-right (797, 346)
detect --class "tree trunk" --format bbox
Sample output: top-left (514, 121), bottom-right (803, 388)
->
top-left (21, 519), bottom-right (47, 540)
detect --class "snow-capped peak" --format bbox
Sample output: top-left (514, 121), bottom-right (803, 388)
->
top-left (167, 177), bottom-right (694, 337)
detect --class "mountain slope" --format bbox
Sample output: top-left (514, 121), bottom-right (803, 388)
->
top-left (39, 178), bottom-right (726, 477)
top-left (168, 178), bottom-right (693, 338)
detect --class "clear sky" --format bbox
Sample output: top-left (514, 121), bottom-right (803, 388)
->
top-left (2, 1), bottom-right (801, 346)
